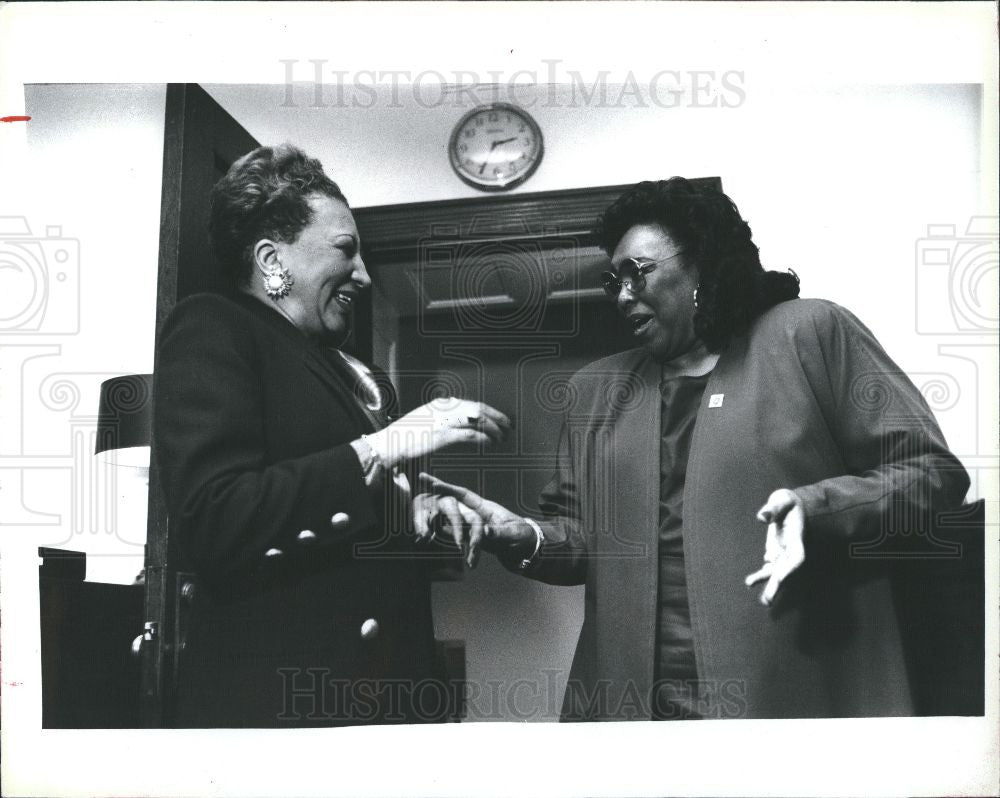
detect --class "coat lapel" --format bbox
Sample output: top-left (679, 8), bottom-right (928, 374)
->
top-left (592, 350), bottom-right (662, 714)
top-left (226, 291), bottom-right (377, 434)
top-left (301, 347), bottom-right (379, 434)
top-left (681, 335), bottom-right (746, 709)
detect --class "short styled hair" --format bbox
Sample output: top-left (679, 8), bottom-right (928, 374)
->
top-left (209, 143), bottom-right (348, 285)
top-left (595, 178), bottom-right (800, 351)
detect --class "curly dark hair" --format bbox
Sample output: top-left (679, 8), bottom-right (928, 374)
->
top-left (209, 143), bottom-right (348, 285)
top-left (595, 178), bottom-right (800, 352)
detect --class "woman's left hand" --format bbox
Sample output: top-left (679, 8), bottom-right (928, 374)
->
top-left (745, 489), bottom-right (806, 606)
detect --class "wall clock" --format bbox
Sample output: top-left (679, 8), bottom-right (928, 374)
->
top-left (448, 102), bottom-right (544, 191)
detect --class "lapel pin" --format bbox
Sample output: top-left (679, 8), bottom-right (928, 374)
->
top-left (708, 393), bottom-right (724, 408)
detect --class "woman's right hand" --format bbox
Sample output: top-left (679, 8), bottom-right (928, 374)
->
top-left (364, 397), bottom-right (511, 469)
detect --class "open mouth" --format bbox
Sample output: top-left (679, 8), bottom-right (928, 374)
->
top-left (334, 291), bottom-right (356, 310)
top-left (629, 313), bottom-right (654, 337)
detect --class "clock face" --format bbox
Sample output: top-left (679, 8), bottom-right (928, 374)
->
top-left (448, 103), bottom-right (544, 191)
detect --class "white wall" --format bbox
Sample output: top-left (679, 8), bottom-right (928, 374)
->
top-left (13, 84), bottom-right (165, 584)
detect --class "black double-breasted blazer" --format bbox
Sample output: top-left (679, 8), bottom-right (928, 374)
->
top-left (154, 291), bottom-right (438, 727)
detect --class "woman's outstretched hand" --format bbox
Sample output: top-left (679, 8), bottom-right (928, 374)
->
top-left (413, 473), bottom-right (535, 568)
top-left (745, 489), bottom-right (806, 606)
top-left (365, 398), bottom-right (510, 469)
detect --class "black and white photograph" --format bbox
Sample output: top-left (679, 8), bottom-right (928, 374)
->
top-left (0, 2), bottom-right (997, 796)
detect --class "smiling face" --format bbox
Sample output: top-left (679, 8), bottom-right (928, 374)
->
top-left (611, 223), bottom-right (700, 364)
top-left (256, 193), bottom-right (370, 347)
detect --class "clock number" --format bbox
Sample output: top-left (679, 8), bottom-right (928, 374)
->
top-left (475, 116), bottom-right (485, 127)
top-left (464, 128), bottom-right (475, 139)
top-left (488, 112), bottom-right (499, 122)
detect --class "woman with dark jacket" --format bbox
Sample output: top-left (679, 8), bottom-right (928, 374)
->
top-left (421, 178), bottom-right (970, 720)
top-left (154, 144), bottom-right (509, 727)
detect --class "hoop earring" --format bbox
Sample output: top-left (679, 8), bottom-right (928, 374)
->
top-left (259, 260), bottom-right (293, 299)
top-left (693, 286), bottom-right (700, 310)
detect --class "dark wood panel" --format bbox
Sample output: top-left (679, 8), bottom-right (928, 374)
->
top-left (353, 178), bottom-right (723, 264)
top-left (40, 574), bottom-right (143, 728)
top-left (891, 500), bottom-right (985, 715)
top-left (155, 83), bottom-right (262, 331)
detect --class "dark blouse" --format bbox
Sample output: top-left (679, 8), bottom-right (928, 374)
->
top-left (652, 372), bottom-right (709, 720)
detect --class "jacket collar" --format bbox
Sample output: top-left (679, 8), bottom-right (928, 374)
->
top-left (223, 290), bottom-right (376, 433)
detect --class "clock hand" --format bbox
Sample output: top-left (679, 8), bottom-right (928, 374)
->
top-left (478, 137), bottom-right (521, 175)
top-left (479, 140), bottom-right (503, 175)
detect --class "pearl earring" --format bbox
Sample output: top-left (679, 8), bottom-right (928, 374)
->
top-left (693, 286), bottom-right (700, 309)
top-left (259, 260), bottom-right (293, 299)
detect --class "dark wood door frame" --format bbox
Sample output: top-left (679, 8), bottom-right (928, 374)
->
top-left (143, 84), bottom-right (260, 727)
top-left (353, 178), bottom-right (722, 266)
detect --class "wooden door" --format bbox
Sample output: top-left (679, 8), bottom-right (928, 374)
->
top-left (142, 83), bottom-right (260, 726)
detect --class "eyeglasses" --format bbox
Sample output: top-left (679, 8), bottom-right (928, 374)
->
top-left (599, 252), bottom-right (685, 299)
